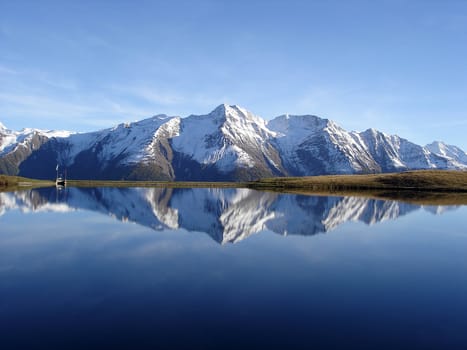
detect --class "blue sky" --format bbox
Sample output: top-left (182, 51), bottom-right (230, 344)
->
top-left (1, 0), bottom-right (466, 149)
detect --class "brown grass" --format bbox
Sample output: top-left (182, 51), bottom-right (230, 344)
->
top-left (0, 175), bottom-right (54, 191)
top-left (247, 170), bottom-right (467, 205)
top-left (248, 170), bottom-right (467, 192)
top-left (65, 179), bottom-right (246, 188)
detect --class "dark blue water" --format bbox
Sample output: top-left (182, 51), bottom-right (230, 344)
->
top-left (1, 187), bottom-right (466, 349)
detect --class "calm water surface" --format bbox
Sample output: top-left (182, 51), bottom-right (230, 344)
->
top-left (1, 187), bottom-right (467, 349)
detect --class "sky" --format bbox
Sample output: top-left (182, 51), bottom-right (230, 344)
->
top-left (0, 0), bottom-right (466, 149)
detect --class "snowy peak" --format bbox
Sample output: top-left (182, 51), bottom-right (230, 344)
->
top-left (201, 104), bottom-right (268, 129)
top-left (225, 104), bottom-right (266, 124)
top-left (426, 141), bottom-right (449, 156)
top-left (219, 104), bottom-right (274, 139)
top-left (359, 128), bottom-right (393, 144)
top-left (358, 128), bottom-right (435, 171)
top-left (268, 114), bottom-right (330, 140)
top-left (62, 114), bottom-right (179, 167)
top-left (1, 104), bottom-right (466, 180)
top-left (426, 141), bottom-right (467, 164)
top-left (171, 104), bottom-right (282, 178)
top-left (269, 114), bottom-right (379, 175)
top-left (358, 128), bottom-right (405, 169)
top-left (41, 129), bottom-right (73, 139)
top-left (111, 114), bottom-right (175, 131)
top-left (0, 126), bottom-right (43, 156)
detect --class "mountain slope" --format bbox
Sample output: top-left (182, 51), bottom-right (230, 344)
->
top-left (356, 128), bottom-right (437, 172)
top-left (17, 115), bottom-right (178, 180)
top-left (1, 104), bottom-right (466, 180)
top-left (0, 124), bottom-right (71, 175)
top-left (426, 141), bottom-right (467, 169)
top-left (171, 104), bottom-right (285, 180)
top-left (268, 115), bottom-right (380, 175)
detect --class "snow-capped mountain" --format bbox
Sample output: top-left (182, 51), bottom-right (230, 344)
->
top-left (1, 104), bottom-right (466, 180)
top-left (268, 114), bottom-right (379, 175)
top-left (171, 104), bottom-right (284, 180)
top-left (0, 187), bottom-right (459, 244)
top-left (356, 128), bottom-right (454, 172)
top-left (426, 141), bottom-right (467, 169)
top-left (0, 123), bottom-right (72, 175)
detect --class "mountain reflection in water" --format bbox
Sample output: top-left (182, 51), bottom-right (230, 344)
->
top-left (0, 187), bottom-right (460, 244)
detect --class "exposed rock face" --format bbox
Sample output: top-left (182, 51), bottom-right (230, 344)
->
top-left (1, 104), bottom-right (466, 180)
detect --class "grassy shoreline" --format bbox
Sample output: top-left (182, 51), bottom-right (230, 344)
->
top-left (243, 170), bottom-right (467, 205)
top-left (1, 170), bottom-right (466, 204)
top-left (65, 179), bottom-right (247, 188)
top-left (2, 170), bottom-right (466, 192)
top-left (246, 170), bottom-right (467, 192)
top-left (0, 175), bottom-right (54, 191)
top-left (246, 170), bottom-right (467, 205)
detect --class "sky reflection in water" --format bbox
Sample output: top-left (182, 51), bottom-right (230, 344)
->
top-left (0, 187), bottom-right (466, 349)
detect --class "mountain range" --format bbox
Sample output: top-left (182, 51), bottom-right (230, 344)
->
top-left (1, 104), bottom-right (466, 180)
top-left (0, 187), bottom-right (458, 244)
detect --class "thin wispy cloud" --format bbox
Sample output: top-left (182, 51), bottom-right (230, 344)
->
top-left (0, 92), bottom-right (160, 130)
top-left (425, 119), bottom-right (467, 128)
top-left (0, 92), bottom-right (99, 117)
top-left (0, 63), bottom-right (77, 91)
top-left (110, 84), bottom-right (228, 112)
top-left (99, 97), bottom-right (160, 119)
top-left (0, 64), bottom-right (18, 75)
top-left (112, 85), bottom-right (184, 105)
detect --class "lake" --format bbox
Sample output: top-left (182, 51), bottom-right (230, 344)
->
top-left (1, 187), bottom-right (467, 349)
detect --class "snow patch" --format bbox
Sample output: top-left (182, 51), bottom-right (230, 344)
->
top-left (44, 130), bottom-right (74, 138)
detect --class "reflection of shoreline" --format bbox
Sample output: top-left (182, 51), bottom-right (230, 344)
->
top-left (254, 189), bottom-right (467, 206)
top-left (3, 182), bottom-right (466, 205)
top-left (0, 187), bottom-right (460, 244)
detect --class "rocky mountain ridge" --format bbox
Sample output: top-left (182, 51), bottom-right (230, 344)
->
top-left (1, 104), bottom-right (466, 180)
